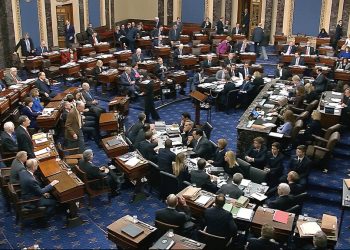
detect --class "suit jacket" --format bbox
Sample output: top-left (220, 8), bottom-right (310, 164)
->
top-left (19, 169), bottom-right (53, 200)
top-left (274, 68), bottom-right (291, 80)
top-left (216, 21), bottom-right (224, 34)
top-left (290, 57), bottom-right (305, 66)
top-left (202, 60), bottom-right (218, 68)
top-left (289, 182), bottom-right (303, 195)
top-left (78, 159), bottom-right (106, 180)
top-left (252, 27), bottom-right (264, 43)
top-left (64, 24), bottom-right (75, 43)
top-left (138, 140), bottom-right (158, 163)
top-left (192, 137), bottom-right (213, 159)
top-left (283, 45), bottom-right (296, 55)
top-left (217, 183), bottom-right (244, 199)
top-left (335, 24), bottom-right (343, 40)
top-left (35, 79), bottom-right (52, 96)
top-left (173, 48), bottom-right (187, 58)
top-left (289, 156), bottom-right (311, 179)
top-left (64, 107), bottom-right (82, 141)
top-left (81, 90), bottom-right (95, 107)
top-left (15, 38), bottom-right (34, 57)
top-left (201, 21), bottom-right (212, 29)
top-left (243, 13), bottom-right (250, 27)
top-left (246, 238), bottom-right (280, 250)
top-left (155, 206), bottom-right (191, 228)
top-left (21, 106), bottom-right (40, 128)
top-left (313, 73), bottom-right (327, 93)
top-left (190, 169), bottom-right (211, 188)
top-left (211, 148), bottom-right (226, 167)
top-left (155, 63), bottom-right (168, 78)
top-left (93, 66), bottom-right (103, 78)
top-left (169, 29), bottom-right (180, 41)
top-left (35, 46), bottom-right (49, 56)
top-left (15, 126), bottom-right (34, 158)
top-left (236, 42), bottom-right (249, 53)
top-left (215, 70), bottom-right (230, 81)
top-left (131, 53), bottom-right (145, 64)
top-left (89, 35), bottom-right (101, 46)
top-left (239, 80), bottom-right (254, 92)
top-left (268, 195), bottom-right (295, 211)
top-left (86, 27), bottom-right (95, 37)
top-left (266, 152), bottom-right (284, 177)
top-left (204, 206), bottom-right (237, 238)
top-left (120, 72), bottom-right (135, 86)
top-left (302, 46), bottom-right (315, 55)
top-left (244, 145), bottom-right (267, 169)
top-left (4, 73), bottom-right (21, 86)
top-left (232, 27), bottom-right (242, 35)
top-left (224, 58), bottom-right (238, 66)
top-left (0, 131), bottom-right (18, 153)
top-left (157, 148), bottom-right (176, 174)
top-left (10, 158), bottom-right (25, 184)
top-left (126, 27), bottom-right (138, 42)
top-left (127, 121), bottom-right (143, 143)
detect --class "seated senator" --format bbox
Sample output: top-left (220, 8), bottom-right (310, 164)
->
top-left (216, 173), bottom-right (244, 199)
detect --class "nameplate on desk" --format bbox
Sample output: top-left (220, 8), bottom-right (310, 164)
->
top-left (269, 132), bottom-right (283, 138)
top-left (195, 195), bottom-right (211, 206)
top-left (34, 147), bottom-right (50, 157)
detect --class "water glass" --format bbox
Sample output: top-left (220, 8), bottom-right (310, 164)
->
top-left (132, 215), bottom-right (138, 224)
top-left (167, 229), bottom-right (174, 238)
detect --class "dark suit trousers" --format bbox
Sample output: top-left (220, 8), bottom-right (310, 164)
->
top-left (39, 197), bottom-right (57, 216)
top-left (66, 130), bottom-right (85, 153)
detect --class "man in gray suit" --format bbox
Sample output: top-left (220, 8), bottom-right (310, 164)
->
top-left (4, 67), bottom-right (22, 86)
top-left (189, 129), bottom-right (214, 160)
top-left (10, 151), bottom-right (28, 184)
top-left (252, 23), bottom-right (264, 57)
top-left (217, 173), bottom-right (244, 199)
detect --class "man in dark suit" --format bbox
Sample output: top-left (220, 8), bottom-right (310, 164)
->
top-left (224, 53), bottom-right (238, 67)
top-left (267, 183), bottom-right (295, 211)
top-left (1, 121), bottom-right (18, 154)
top-left (229, 64), bottom-right (243, 79)
top-left (155, 194), bottom-right (192, 231)
top-left (219, 80), bottom-right (237, 107)
top-left (246, 224), bottom-right (280, 250)
top-left (127, 112), bottom-right (146, 143)
top-left (252, 23), bottom-right (264, 56)
top-left (242, 9), bottom-right (250, 36)
top-left (131, 48), bottom-right (145, 65)
top-left (86, 23), bottom-right (95, 38)
top-left (208, 138), bottom-right (227, 167)
top-left (274, 63), bottom-right (291, 80)
top-left (216, 17), bottom-right (224, 35)
top-left (287, 171), bottom-right (303, 195)
top-left (173, 44), bottom-right (187, 67)
top-left (35, 72), bottom-right (55, 102)
top-left (232, 23), bottom-right (242, 35)
top-left (14, 32), bottom-right (35, 57)
top-left (35, 40), bottom-right (49, 56)
top-left (78, 149), bottom-right (120, 196)
top-left (236, 38), bottom-right (250, 53)
top-left (204, 194), bottom-right (237, 239)
top-left (158, 139), bottom-right (176, 174)
top-left (126, 24), bottom-right (141, 52)
top-left (154, 17), bottom-right (161, 29)
top-left (313, 68), bottom-right (328, 93)
top-left (138, 131), bottom-right (158, 163)
top-left (334, 20), bottom-right (343, 49)
top-left (64, 20), bottom-right (75, 47)
top-left (15, 116), bottom-right (35, 159)
top-left (190, 129), bottom-right (213, 159)
top-left (65, 101), bottom-right (85, 153)
top-left (202, 54), bottom-right (218, 68)
top-left (236, 75), bottom-right (255, 107)
top-left (282, 41), bottom-right (296, 55)
top-left (81, 82), bottom-right (106, 117)
top-left (217, 173), bottom-right (244, 199)
top-left (169, 24), bottom-right (180, 42)
top-left (134, 123), bottom-right (152, 149)
top-left (303, 42), bottom-right (315, 56)
top-left (190, 158), bottom-right (212, 188)
top-left (10, 151), bottom-right (27, 184)
top-left (155, 57), bottom-right (168, 81)
top-left (89, 32), bottom-right (101, 46)
top-left (265, 142), bottom-right (284, 186)
top-left (120, 67), bottom-right (140, 98)
top-left (240, 62), bottom-right (253, 78)
top-left (181, 120), bottom-right (194, 144)
top-left (19, 159), bottom-right (59, 216)
top-left (244, 137), bottom-right (267, 169)
top-left (290, 52), bottom-right (305, 66)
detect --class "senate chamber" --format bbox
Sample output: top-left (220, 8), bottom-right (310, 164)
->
top-left (1, 0), bottom-right (350, 249)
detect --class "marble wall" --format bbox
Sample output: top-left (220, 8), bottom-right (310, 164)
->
top-left (0, 0), bottom-right (15, 68)
top-left (328, 0), bottom-right (340, 35)
top-left (341, 0), bottom-right (350, 36)
top-left (264, 0), bottom-right (273, 36)
top-left (167, 0), bottom-right (174, 25)
top-left (158, 0), bottom-right (164, 25)
top-left (212, 0), bottom-right (221, 24)
top-left (44, 0), bottom-right (53, 47)
top-left (225, 0), bottom-right (232, 25)
top-left (79, 0), bottom-right (85, 31)
top-left (275, 0), bottom-right (285, 34)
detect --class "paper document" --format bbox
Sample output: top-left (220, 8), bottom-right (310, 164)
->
top-left (125, 157), bottom-right (140, 167)
top-left (34, 147), bottom-right (50, 156)
top-left (300, 222), bottom-right (322, 236)
top-left (269, 132), bottom-right (284, 138)
top-left (195, 195), bottom-right (211, 206)
top-left (251, 192), bottom-right (267, 201)
top-left (35, 137), bottom-right (48, 144)
top-left (240, 179), bottom-right (251, 187)
top-left (236, 208), bottom-right (254, 221)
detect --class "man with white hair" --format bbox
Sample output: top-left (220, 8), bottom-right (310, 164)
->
top-left (131, 48), bottom-right (145, 65)
top-left (35, 40), bottom-right (49, 56)
top-left (267, 183), bottom-right (294, 211)
top-left (65, 101), bottom-right (85, 152)
top-left (1, 121), bottom-right (18, 153)
top-left (81, 82), bottom-right (105, 117)
top-left (4, 67), bottom-right (21, 86)
top-left (120, 67), bottom-right (140, 98)
top-left (154, 17), bottom-right (161, 28)
top-left (10, 151), bottom-right (27, 184)
top-left (19, 159), bottom-right (59, 216)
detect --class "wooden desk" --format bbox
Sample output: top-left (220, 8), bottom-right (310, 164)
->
top-left (0, 89), bottom-right (19, 106)
top-left (179, 56), bottom-right (198, 68)
top-left (34, 144), bottom-right (59, 161)
top-left (0, 98), bottom-right (10, 115)
top-left (318, 91), bottom-right (343, 128)
top-left (107, 215), bottom-right (157, 249)
top-left (318, 46), bottom-right (335, 56)
top-left (193, 34), bottom-right (209, 43)
top-left (98, 71), bottom-right (118, 84)
top-left (239, 53), bottom-right (257, 63)
top-left (294, 36), bottom-right (309, 45)
top-left (24, 57), bottom-right (43, 70)
top-left (150, 233), bottom-right (206, 250)
top-left (59, 64), bottom-right (81, 76)
top-left (76, 46), bottom-right (95, 57)
top-left (78, 58), bottom-right (97, 70)
top-left (212, 34), bottom-right (226, 40)
top-left (136, 39), bottom-right (152, 49)
top-left (36, 110), bottom-right (61, 130)
top-left (99, 112), bottom-right (119, 132)
top-left (288, 66), bottom-right (307, 75)
top-left (114, 51), bottom-right (132, 62)
top-left (301, 55), bottom-right (317, 66)
top-left (251, 206), bottom-right (295, 242)
top-left (153, 46), bottom-right (171, 58)
top-left (45, 101), bottom-right (62, 110)
top-left (281, 54), bottom-right (294, 64)
top-left (319, 56), bottom-right (337, 68)
top-left (19, 84), bottom-right (33, 101)
top-left (334, 70), bottom-right (350, 82)
top-left (95, 54), bottom-right (115, 64)
top-left (204, 66), bottom-right (221, 75)
top-left (43, 52), bottom-right (61, 64)
top-left (108, 96), bottom-right (130, 115)
top-left (274, 35), bottom-right (287, 46)
top-left (195, 44), bottom-right (210, 53)
top-left (0, 69), bottom-right (4, 80)
top-left (167, 72), bottom-right (188, 86)
top-left (138, 80), bottom-right (161, 93)
top-left (94, 44), bottom-right (111, 53)
top-left (138, 61), bottom-right (157, 73)
top-left (102, 135), bottom-right (129, 158)
top-left (316, 38), bottom-right (331, 47)
top-left (180, 35), bottom-right (191, 44)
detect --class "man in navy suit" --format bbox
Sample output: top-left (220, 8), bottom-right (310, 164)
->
top-left (14, 32), bottom-right (35, 57)
top-left (10, 151), bottom-right (27, 184)
top-left (131, 48), bottom-right (145, 65)
top-left (290, 52), bottom-right (305, 66)
top-left (19, 159), bottom-right (59, 216)
top-left (138, 131), bottom-right (158, 163)
top-left (217, 173), bottom-right (244, 199)
top-left (35, 72), bottom-right (55, 102)
top-left (252, 23), bottom-right (264, 56)
top-left (313, 68), bottom-right (328, 93)
top-left (208, 138), bottom-right (227, 167)
top-left (244, 137), bottom-right (267, 169)
top-left (282, 41), bottom-right (296, 55)
top-left (120, 67), bottom-right (140, 98)
top-left (35, 40), bottom-right (49, 56)
top-left (246, 224), bottom-right (280, 250)
top-left (0, 121), bottom-right (18, 154)
top-left (169, 24), bottom-right (180, 42)
top-left (126, 24), bottom-right (141, 52)
top-left (236, 38), bottom-right (250, 53)
top-left (64, 20), bottom-right (75, 47)
top-left (157, 139), bottom-right (176, 174)
top-left (242, 9), bottom-right (250, 35)
top-left (267, 183), bottom-right (295, 211)
top-left (81, 82), bottom-right (106, 117)
top-left (15, 115), bottom-right (35, 159)
top-left (190, 129), bottom-right (214, 160)
top-left (204, 194), bottom-right (237, 240)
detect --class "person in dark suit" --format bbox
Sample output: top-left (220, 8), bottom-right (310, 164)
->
top-left (246, 224), bottom-right (280, 250)
top-left (202, 54), bottom-right (218, 68)
top-left (181, 120), bottom-right (194, 145)
top-left (1, 121), bottom-right (18, 154)
top-left (290, 52), bottom-right (305, 66)
top-left (236, 38), bottom-right (250, 53)
top-left (203, 194), bottom-right (237, 240)
top-left (89, 32), bottom-right (101, 46)
top-left (252, 71), bottom-right (264, 94)
top-left (297, 110), bottom-right (322, 145)
top-left (35, 40), bottom-right (49, 56)
top-left (232, 23), bottom-right (242, 35)
top-left (318, 28), bottom-right (329, 38)
top-left (219, 80), bottom-right (237, 106)
top-left (14, 33), bottom-right (35, 57)
top-left (143, 78), bottom-right (160, 122)
top-left (64, 20), bottom-right (75, 47)
top-left (21, 97), bottom-right (41, 129)
top-left (229, 64), bottom-right (243, 79)
top-left (155, 57), bottom-right (168, 81)
top-left (155, 194), bottom-right (192, 232)
top-left (252, 23), bottom-right (264, 56)
top-left (216, 17), bottom-right (224, 35)
top-left (126, 24), bottom-right (141, 52)
top-left (201, 17), bottom-right (212, 30)
top-left (138, 131), bottom-right (158, 163)
top-left (151, 25), bottom-right (164, 40)
top-left (302, 231), bottom-right (328, 250)
top-left (19, 159), bottom-right (59, 216)
top-left (287, 171), bottom-right (303, 195)
top-left (78, 149), bottom-right (120, 196)
top-left (242, 8), bottom-right (250, 35)
top-left (274, 63), bottom-right (291, 80)
top-left (81, 82), bottom-right (106, 117)
top-left (92, 60), bottom-right (105, 92)
top-left (174, 17), bottom-right (183, 33)
top-left (154, 17), bottom-right (161, 29)
top-left (265, 142), bottom-right (284, 186)
top-left (35, 72), bottom-right (55, 102)
top-left (4, 67), bottom-right (22, 86)
top-left (217, 173), bottom-right (244, 199)
top-left (244, 137), bottom-right (267, 169)
top-left (10, 151), bottom-right (28, 184)
top-left (313, 68), bottom-right (328, 93)
top-left (134, 123), bottom-right (152, 149)
top-left (240, 62), bottom-right (253, 78)
top-left (215, 67), bottom-right (230, 81)
top-left (334, 20), bottom-right (343, 49)
top-left (173, 44), bottom-right (187, 68)
top-left (189, 129), bottom-right (214, 160)
top-left (224, 53), bottom-right (238, 67)
top-left (267, 183), bottom-right (295, 211)
top-left (127, 112), bottom-right (146, 143)
top-left (131, 48), bottom-right (145, 65)
top-left (15, 116), bottom-right (35, 158)
top-left (236, 75), bottom-right (254, 107)
top-left (190, 158), bottom-right (212, 188)
top-left (120, 67), bottom-right (140, 98)
top-left (282, 41), bottom-right (296, 55)
top-left (208, 139), bottom-right (227, 167)
top-left (303, 42), bottom-right (315, 56)
top-left (169, 24), bottom-right (180, 42)
top-left (86, 23), bottom-right (95, 38)
top-left (158, 139), bottom-right (176, 174)
top-left (223, 150), bottom-right (245, 177)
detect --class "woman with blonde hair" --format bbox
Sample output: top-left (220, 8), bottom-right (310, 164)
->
top-left (172, 153), bottom-right (190, 185)
top-left (223, 150), bottom-right (243, 176)
top-left (277, 109), bottom-right (295, 136)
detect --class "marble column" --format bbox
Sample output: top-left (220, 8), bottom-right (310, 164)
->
top-left (105, 0), bottom-right (110, 28)
top-left (158, 0), bottom-right (165, 25)
top-left (0, 0), bottom-right (15, 68)
top-left (44, 0), bottom-right (53, 47)
top-left (225, 0), bottom-right (232, 24)
top-left (329, 0), bottom-right (340, 35)
top-left (275, 0), bottom-right (285, 34)
top-left (341, 0), bottom-right (350, 36)
top-left (167, 0), bottom-right (173, 25)
top-left (79, 0), bottom-right (85, 31)
top-left (264, 0), bottom-right (273, 36)
top-left (111, 0), bottom-right (114, 25)
top-left (212, 0), bottom-right (221, 24)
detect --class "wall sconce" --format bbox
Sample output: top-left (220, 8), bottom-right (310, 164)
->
top-left (24, 0), bottom-right (32, 3)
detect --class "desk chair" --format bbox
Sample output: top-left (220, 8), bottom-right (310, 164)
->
top-left (159, 171), bottom-right (179, 200)
top-left (198, 229), bottom-right (231, 249)
top-left (249, 166), bottom-right (267, 184)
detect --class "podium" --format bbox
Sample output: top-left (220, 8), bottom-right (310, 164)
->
top-left (190, 91), bottom-right (208, 125)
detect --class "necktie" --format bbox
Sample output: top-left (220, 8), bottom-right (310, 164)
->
top-left (241, 43), bottom-right (245, 52)
top-left (287, 46), bottom-right (291, 54)
top-left (179, 49), bottom-right (182, 56)
top-left (25, 39), bottom-right (30, 52)
top-left (296, 58), bottom-right (299, 65)
top-left (87, 91), bottom-right (92, 100)
top-left (126, 73), bottom-right (131, 83)
top-left (280, 69), bottom-right (283, 77)
top-left (138, 54), bottom-right (140, 61)
top-left (222, 71), bottom-right (225, 80)
top-left (298, 158), bottom-right (301, 164)
top-left (208, 60), bottom-right (211, 67)
top-left (174, 30), bottom-right (176, 37)
top-left (307, 47), bottom-right (310, 55)
top-left (245, 68), bottom-right (248, 77)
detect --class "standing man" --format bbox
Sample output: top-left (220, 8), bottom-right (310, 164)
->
top-left (334, 20), bottom-right (343, 49)
top-left (242, 8), bottom-right (250, 36)
top-left (14, 33), bottom-right (35, 57)
top-left (65, 101), bottom-right (85, 153)
top-left (64, 20), bottom-right (75, 47)
top-left (15, 116), bottom-right (35, 159)
top-left (126, 24), bottom-right (141, 52)
top-left (252, 23), bottom-right (264, 57)
top-left (216, 17), bottom-right (225, 35)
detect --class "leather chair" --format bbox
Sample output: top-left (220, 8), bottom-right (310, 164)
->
top-left (293, 192), bottom-right (308, 206)
top-left (315, 123), bottom-right (342, 141)
top-left (236, 158), bottom-right (251, 179)
top-left (289, 100), bottom-right (319, 114)
top-left (198, 229), bottom-right (231, 249)
top-left (147, 161), bottom-right (161, 196)
top-left (249, 166), bottom-right (267, 184)
top-left (56, 143), bottom-right (82, 167)
top-left (286, 204), bottom-right (301, 214)
top-left (155, 219), bottom-right (180, 234)
top-left (42, 59), bottom-right (61, 80)
top-left (295, 111), bottom-right (309, 122)
top-left (72, 165), bottom-right (111, 206)
top-left (0, 168), bottom-right (13, 211)
top-left (225, 89), bottom-right (239, 114)
top-left (159, 171), bottom-right (179, 200)
top-left (202, 122), bottom-right (213, 140)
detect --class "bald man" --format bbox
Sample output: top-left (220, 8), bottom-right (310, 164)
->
top-left (267, 183), bottom-right (295, 211)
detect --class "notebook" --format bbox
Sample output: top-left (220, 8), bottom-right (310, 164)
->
top-left (273, 210), bottom-right (289, 224)
top-left (121, 224), bottom-right (144, 238)
top-left (107, 138), bottom-right (122, 147)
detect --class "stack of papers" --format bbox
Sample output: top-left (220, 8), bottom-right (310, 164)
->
top-left (236, 208), bottom-right (254, 221)
top-left (300, 222), bottom-right (322, 236)
top-left (251, 192), bottom-right (267, 201)
top-left (195, 195), bottom-right (211, 206)
top-left (240, 179), bottom-right (251, 187)
top-left (125, 157), bottom-right (140, 167)
top-left (34, 147), bottom-right (50, 156)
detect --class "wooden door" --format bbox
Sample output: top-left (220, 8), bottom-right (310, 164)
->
top-left (237, 0), bottom-right (251, 35)
top-left (56, 4), bottom-right (73, 48)
top-left (249, 0), bottom-right (262, 36)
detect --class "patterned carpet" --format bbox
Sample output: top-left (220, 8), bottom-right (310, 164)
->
top-left (1, 46), bottom-right (350, 249)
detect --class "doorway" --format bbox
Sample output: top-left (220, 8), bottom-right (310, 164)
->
top-left (237, 0), bottom-right (262, 37)
top-left (56, 4), bottom-right (73, 48)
